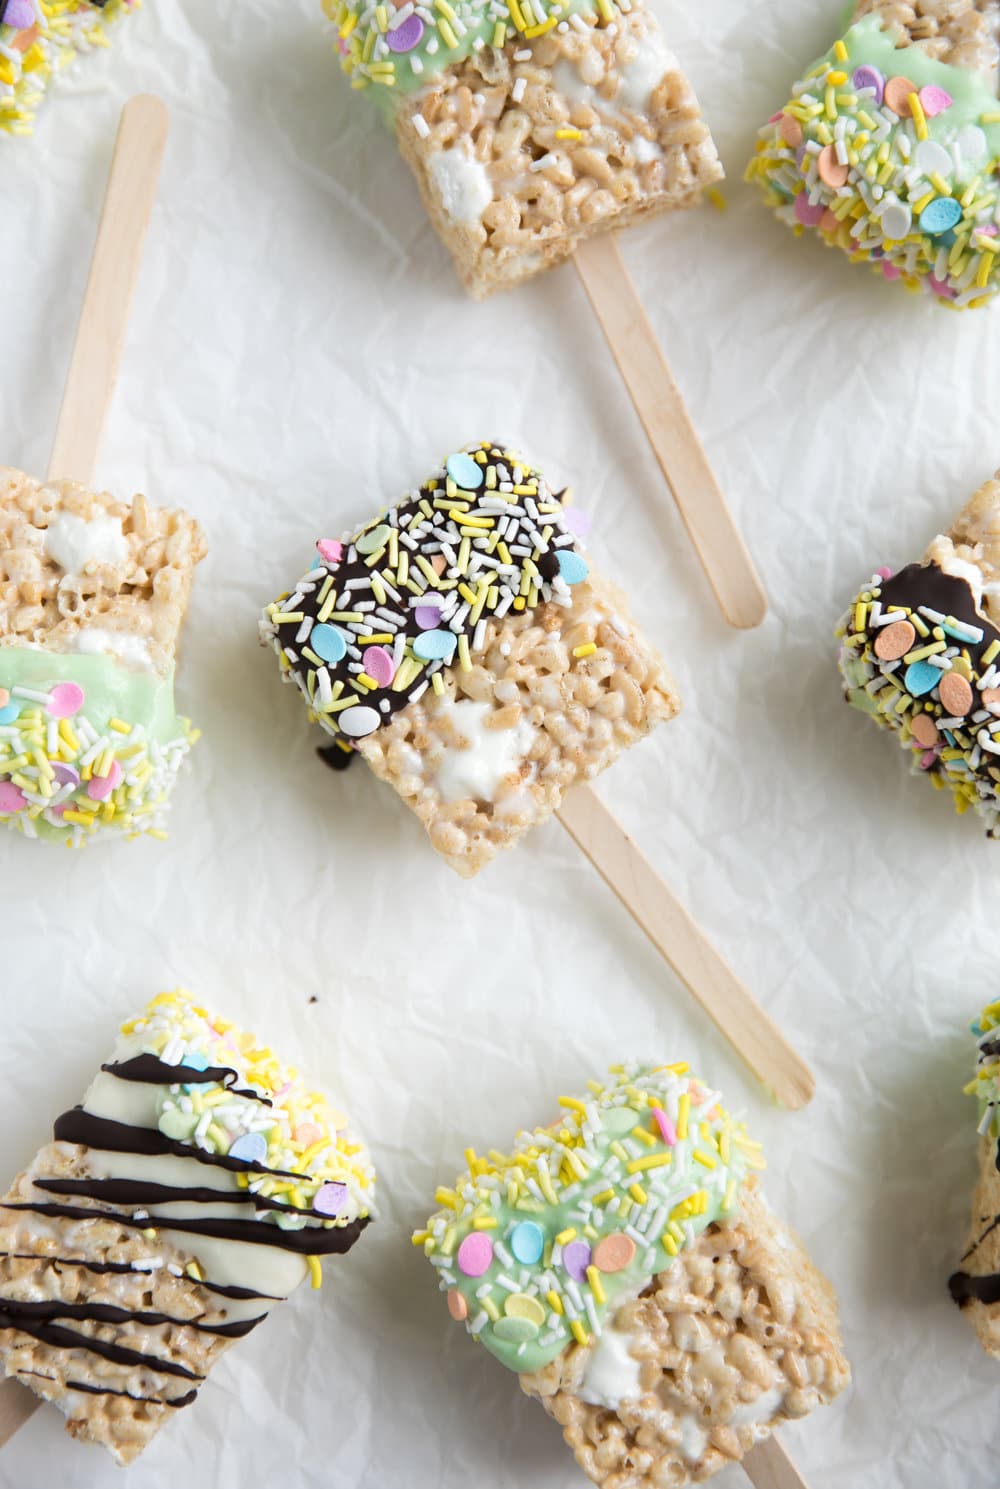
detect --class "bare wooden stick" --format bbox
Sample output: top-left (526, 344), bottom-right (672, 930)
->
top-left (573, 234), bottom-right (767, 632)
top-left (0, 94), bottom-right (169, 1453)
top-left (556, 785), bottom-right (814, 1109)
top-left (743, 1435), bottom-right (812, 1489)
top-left (47, 94), bottom-right (169, 485)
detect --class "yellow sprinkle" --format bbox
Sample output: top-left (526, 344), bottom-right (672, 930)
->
top-left (662, 1231), bottom-right (679, 1256)
top-left (677, 1093), bottom-right (690, 1141)
top-left (570, 1319), bottom-right (589, 1347)
top-left (307, 1255), bottom-right (323, 1289)
top-left (591, 1188), bottom-right (615, 1206)
top-left (629, 1182), bottom-right (647, 1205)
top-left (706, 186), bottom-right (726, 212)
top-left (555, 1226), bottom-right (577, 1246)
top-left (693, 1149), bottom-right (718, 1169)
top-left (472, 1214), bottom-right (498, 1230)
top-left (555, 127), bottom-right (582, 140)
top-left (626, 1153), bottom-right (672, 1174)
top-left (108, 718), bottom-right (131, 734)
top-left (492, 19), bottom-right (506, 44)
top-left (833, 38), bottom-right (848, 61)
top-left (458, 635), bottom-right (472, 671)
top-left (546, 1289), bottom-right (564, 1315)
top-left (586, 1265), bottom-right (606, 1305)
top-left (573, 642), bottom-right (597, 659)
top-left (930, 173), bottom-right (951, 196)
top-left (438, 16), bottom-right (457, 47)
top-left (826, 69), bottom-right (848, 85)
top-left (631, 1125), bottom-right (656, 1148)
top-left (908, 91), bottom-right (928, 139)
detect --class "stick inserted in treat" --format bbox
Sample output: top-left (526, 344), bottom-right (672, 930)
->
top-left (261, 441), bottom-right (810, 1104)
top-left (0, 990), bottom-right (376, 1463)
top-left (417, 1062), bottom-right (848, 1488)
top-left (0, 97), bottom-right (208, 848)
top-left (322, 0), bottom-right (766, 629)
top-left (743, 1434), bottom-right (812, 1489)
top-left (48, 95), bottom-right (170, 486)
top-left (557, 789), bottom-right (814, 1109)
top-left (573, 236), bottom-right (767, 630)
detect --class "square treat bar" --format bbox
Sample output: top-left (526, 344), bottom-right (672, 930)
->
top-left (260, 440), bottom-right (679, 877)
top-left (951, 999), bottom-right (1000, 1355)
top-left (837, 468), bottom-right (1000, 835)
top-left (748, 0), bottom-right (1000, 307)
top-left (324, 0), bottom-right (722, 297)
top-left (0, 468), bottom-right (206, 844)
top-left (0, 989), bottom-right (376, 1464)
top-left (1, 1), bottom-right (137, 137)
top-left (417, 1063), bottom-right (850, 1486)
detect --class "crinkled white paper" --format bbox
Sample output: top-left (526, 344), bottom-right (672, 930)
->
top-left (4, 0), bottom-right (1000, 1485)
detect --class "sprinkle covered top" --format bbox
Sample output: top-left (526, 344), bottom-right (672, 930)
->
top-left (1, 1), bottom-right (137, 137)
top-left (748, 16), bottom-right (1000, 308)
top-left (837, 560), bottom-right (1000, 834)
top-left (114, 990), bottom-right (376, 1246)
top-left (322, 0), bottom-right (619, 108)
top-left (260, 440), bottom-right (590, 745)
top-left (415, 1063), bottom-right (762, 1374)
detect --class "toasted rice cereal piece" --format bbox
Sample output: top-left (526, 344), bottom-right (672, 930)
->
top-left (521, 1183), bottom-right (850, 1487)
top-left (851, 0), bottom-right (1000, 77)
top-left (0, 468), bottom-right (206, 674)
top-left (395, 0), bottom-right (722, 297)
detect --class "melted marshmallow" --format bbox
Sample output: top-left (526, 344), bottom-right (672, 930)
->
top-left (675, 1414), bottom-right (709, 1464)
top-left (729, 1386), bottom-right (785, 1429)
top-left (578, 1325), bottom-right (644, 1409)
top-left (434, 698), bottom-right (533, 804)
top-left (45, 511), bottom-right (128, 574)
top-left (73, 627), bottom-right (153, 671)
top-left (429, 147), bottom-right (493, 223)
top-left (616, 31), bottom-right (676, 111)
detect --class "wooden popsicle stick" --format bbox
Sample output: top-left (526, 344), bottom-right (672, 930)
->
top-left (743, 1435), bottom-right (811, 1489)
top-left (556, 785), bottom-right (814, 1109)
top-left (0, 95), bottom-right (170, 1453)
top-left (573, 233), bottom-right (767, 632)
top-left (47, 94), bottom-right (169, 485)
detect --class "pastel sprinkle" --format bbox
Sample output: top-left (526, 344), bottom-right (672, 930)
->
top-left (310, 624), bottom-right (349, 663)
top-left (314, 1182), bottom-right (348, 1216)
top-left (337, 705), bottom-right (382, 738)
top-left (919, 196), bottom-right (962, 236)
top-left (363, 647), bottom-right (395, 687)
top-left (228, 1132), bottom-right (268, 1165)
top-left (87, 759), bottom-right (124, 802)
top-left (355, 524), bottom-right (391, 556)
top-left (46, 682), bottom-right (85, 719)
top-left (509, 1221), bottom-right (544, 1265)
top-left (387, 13), bottom-right (424, 50)
top-left (556, 550), bottom-right (589, 586)
top-left (317, 540), bottom-right (343, 564)
top-left (919, 84), bottom-right (952, 118)
top-left (0, 783), bottom-right (27, 813)
top-left (652, 1108), bottom-right (677, 1146)
top-left (457, 1232), bottom-right (494, 1277)
top-left (562, 1239), bottom-right (592, 1282)
top-left (446, 452), bottom-right (484, 489)
top-left (413, 629), bottom-right (457, 662)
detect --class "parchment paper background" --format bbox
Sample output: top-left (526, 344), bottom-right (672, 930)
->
top-left (4, 0), bottom-right (998, 1483)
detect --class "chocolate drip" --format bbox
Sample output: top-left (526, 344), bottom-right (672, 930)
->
top-left (3, 1200), bottom-right (370, 1256)
top-left (53, 1108), bottom-right (302, 1181)
top-left (35, 1175), bottom-right (331, 1221)
top-left (0, 1296), bottom-right (262, 1340)
top-left (949, 1269), bottom-right (1000, 1307)
top-left (0, 1309), bottom-right (204, 1380)
top-left (66, 1379), bottom-right (197, 1409)
top-left (102, 1054), bottom-right (271, 1106)
top-left (877, 563), bottom-right (998, 644)
top-left (6, 1253), bottom-right (279, 1303)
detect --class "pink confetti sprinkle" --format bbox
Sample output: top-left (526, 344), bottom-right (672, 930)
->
top-left (794, 192), bottom-right (826, 228)
top-left (768, 111), bottom-right (783, 124)
top-left (294, 1123), bottom-right (323, 1146)
top-left (919, 84), bottom-right (953, 118)
top-left (980, 225), bottom-right (1000, 238)
top-left (919, 750), bottom-right (939, 770)
top-left (47, 682), bottom-right (85, 719)
top-left (457, 1232), bottom-right (493, 1277)
top-left (0, 782), bottom-right (27, 813)
top-left (881, 262), bottom-right (902, 281)
top-left (929, 275), bottom-right (957, 299)
top-left (652, 1107), bottom-right (677, 1146)
top-left (87, 759), bottom-right (123, 801)
top-left (876, 568), bottom-right (893, 581)
top-left (363, 646), bottom-right (395, 688)
top-left (317, 539), bottom-right (343, 565)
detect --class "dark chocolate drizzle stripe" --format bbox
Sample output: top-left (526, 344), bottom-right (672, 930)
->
top-left (2, 1201), bottom-right (370, 1256)
top-left (34, 1175), bottom-right (337, 1222)
top-left (5, 1253), bottom-right (279, 1303)
top-left (0, 1296), bottom-right (262, 1340)
top-left (0, 1310), bottom-right (204, 1380)
top-left (53, 1108), bottom-right (303, 1181)
top-left (949, 1269), bottom-right (1000, 1307)
top-left (102, 1054), bottom-right (272, 1106)
top-left (66, 1379), bottom-right (198, 1410)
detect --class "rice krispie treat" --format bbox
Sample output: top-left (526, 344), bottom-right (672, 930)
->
top-left (1, 1), bottom-right (138, 137)
top-left (0, 467), bottom-right (206, 844)
top-left (415, 1063), bottom-right (850, 1486)
top-left (0, 989), bottom-right (376, 1464)
top-left (747, 0), bottom-right (1000, 306)
top-left (259, 440), bottom-right (678, 877)
top-left (949, 999), bottom-right (1000, 1354)
top-left (836, 467), bottom-right (1000, 835)
top-left (322, 0), bottom-right (721, 297)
